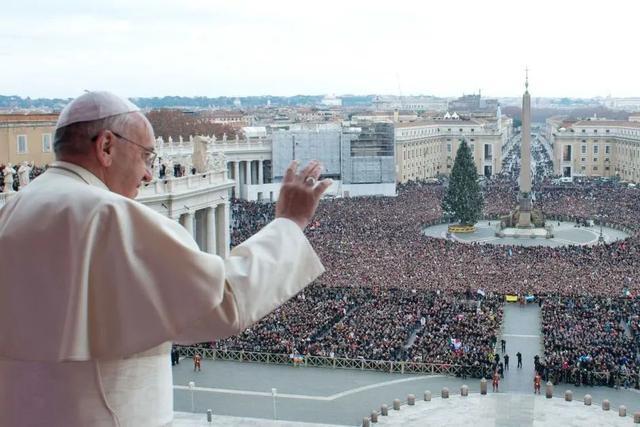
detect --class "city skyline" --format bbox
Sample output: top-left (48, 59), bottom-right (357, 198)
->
top-left (2, 0), bottom-right (640, 99)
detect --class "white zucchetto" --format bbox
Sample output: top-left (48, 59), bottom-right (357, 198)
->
top-left (56, 91), bottom-right (140, 129)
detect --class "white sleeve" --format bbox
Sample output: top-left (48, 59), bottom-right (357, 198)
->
top-left (174, 218), bottom-right (325, 344)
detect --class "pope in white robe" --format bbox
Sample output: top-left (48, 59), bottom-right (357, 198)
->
top-left (0, 92), bottom-right (330, 426)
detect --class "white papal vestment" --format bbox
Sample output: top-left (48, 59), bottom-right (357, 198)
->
top-left (0, 162), bottom-right (324, 426)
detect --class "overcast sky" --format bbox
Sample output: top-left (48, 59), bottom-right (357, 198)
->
top-left (1, 0), bottom-right (639, 99)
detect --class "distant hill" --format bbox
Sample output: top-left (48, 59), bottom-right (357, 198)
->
top-left (502, 106), bottom-right (630, 123)
top-left (0, 95), bottom-right (72, 110)
top-left (0, 94), bottom-right (376, 110)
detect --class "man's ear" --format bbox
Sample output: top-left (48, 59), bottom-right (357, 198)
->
top-left (94, 130), bottom-right (114, 167)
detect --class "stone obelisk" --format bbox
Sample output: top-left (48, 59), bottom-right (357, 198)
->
top-left (517, 70), bottom-right (532, 227)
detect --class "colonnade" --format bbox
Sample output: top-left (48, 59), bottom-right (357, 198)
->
top-left (178, 202), bottom-right (230, 258)
top-left (228, 160), bottom-right (267, 198)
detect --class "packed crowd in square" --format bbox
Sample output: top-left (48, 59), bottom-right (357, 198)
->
top-left (217, 177), bottom-right (640, 386)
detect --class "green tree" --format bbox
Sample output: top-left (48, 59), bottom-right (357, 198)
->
top-left (442, 139), bottom-right (484, 225)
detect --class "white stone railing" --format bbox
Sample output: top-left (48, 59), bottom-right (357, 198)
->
top-left (137, 170), bottom-right (228, 198)
top-left (0, 171), bottom-right (229, 209)
top-left (156, 140), bottom-right (271, 154)
top-left (0, 191), bottom-right (17, 209)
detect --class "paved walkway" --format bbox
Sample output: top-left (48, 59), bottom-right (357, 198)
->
top-left (172, 304), bottom-right (640, 425)
top-left (496, 303), bottom-right (544, 393)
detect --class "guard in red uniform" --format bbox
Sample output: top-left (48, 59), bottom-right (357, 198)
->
top-left (193, 353), bottom-right (202, 372)
top-left (534, 371), bottom-right (542, 394)
top-left (492, 370), bottom-right (500, 392)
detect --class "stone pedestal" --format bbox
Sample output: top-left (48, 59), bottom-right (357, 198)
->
top-left (584, 394), bottom-right (592, 406)
top-left (424, 391), bottom-right (432, 401)
top-left (407, 394), bottom-right (415, 406)
top-left (480, 378), bottom-right (487, 395)
top-left (564, 390), bottom-right (572, 402)
top-left (545, 382), bottom-right (553, 399)
top-left (619, 406), bottom-right (627, 417)
top-left (393, 399), bottom-right (401, 410)
top-left (370, 411), bottom-right (378, 423)
top-left (441, 388), bottom-right (449, 399)
top-left (380, 404), bottom-right (388, 416)
top-left (461, 385), bottom-right (469, 396)
top-left (602, 400), bottom-right (610, 411)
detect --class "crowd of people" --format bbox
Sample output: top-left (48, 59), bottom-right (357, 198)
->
top-left (215, 286), bottom-right (503, 374)
top-left (542, 296), bottom-right (640, 388)
top-left (0, 163), bottom-right (45, 192)
top-left (219, 177), bottom-right (640, 386)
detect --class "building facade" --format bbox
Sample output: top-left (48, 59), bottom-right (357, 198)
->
top-left (0, 114), bottom-right (57, 166)
top-left (271, 123), bottom-right (396, 197)
top-left (394, 117), bottom-right (510, 183)
top-left (548, 118), bottom-right (640, 181)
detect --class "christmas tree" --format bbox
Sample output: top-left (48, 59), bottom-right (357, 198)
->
top-left (442, 139), bottom-right (484, 226)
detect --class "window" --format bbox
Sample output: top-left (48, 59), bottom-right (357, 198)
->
top-left (593, 145), bottom-right (599, 154)
top-left (447, 144), bottom-right (452, 153)
top-left (17, 135), bottom-right (27, 154)
top-left (605, 145), bottom-right (610, 154)
top-left (42, 133), bottom-right (52, 152)
top-left (581, 145), bottom-right (587, 154)
top-left (593, 166), bottom-right (598, 171)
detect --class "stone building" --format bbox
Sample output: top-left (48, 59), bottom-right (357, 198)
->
top-left (0, 114), bottom-right (57, 166)
top-left (547, 118), bottom-right (640, 181)
top-left (394, 116), bottom-right (511, 183)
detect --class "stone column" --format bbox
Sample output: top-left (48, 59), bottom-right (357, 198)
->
top-left (258, 160), bottom-right (264, 184)
top-left (206, 206), bottom-right (217, 254)
top-left (216, 202), bottom-right (230, 258)
top-left (233, 161), bottom-right (240, 198)
top-left (244, 160), bottom-right (251, 185)
top-left (181, 212), bottom-right (194, 237)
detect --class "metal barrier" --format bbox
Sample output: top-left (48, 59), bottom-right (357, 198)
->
top-left (177, 346), bottom-right (639, 390)
top-left (176, 347), bottom-right (492, 377)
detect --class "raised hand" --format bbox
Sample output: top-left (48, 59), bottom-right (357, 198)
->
top-left (275, 160), bottom-right (332, 229)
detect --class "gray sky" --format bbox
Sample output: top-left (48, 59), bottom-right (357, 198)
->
top-left (1, 0), bottom-right (639, 99)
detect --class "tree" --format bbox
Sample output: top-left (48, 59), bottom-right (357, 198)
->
top-left (145, 109), bottom-right (237, 141)
top-left (442, 139), bottom-right (484, 226)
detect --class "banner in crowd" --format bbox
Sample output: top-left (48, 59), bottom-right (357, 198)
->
top-left (505, 295), bottom-right (518, 302)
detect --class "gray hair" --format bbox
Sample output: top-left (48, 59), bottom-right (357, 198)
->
top-left (53, 113), bottom-right (139, 158)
